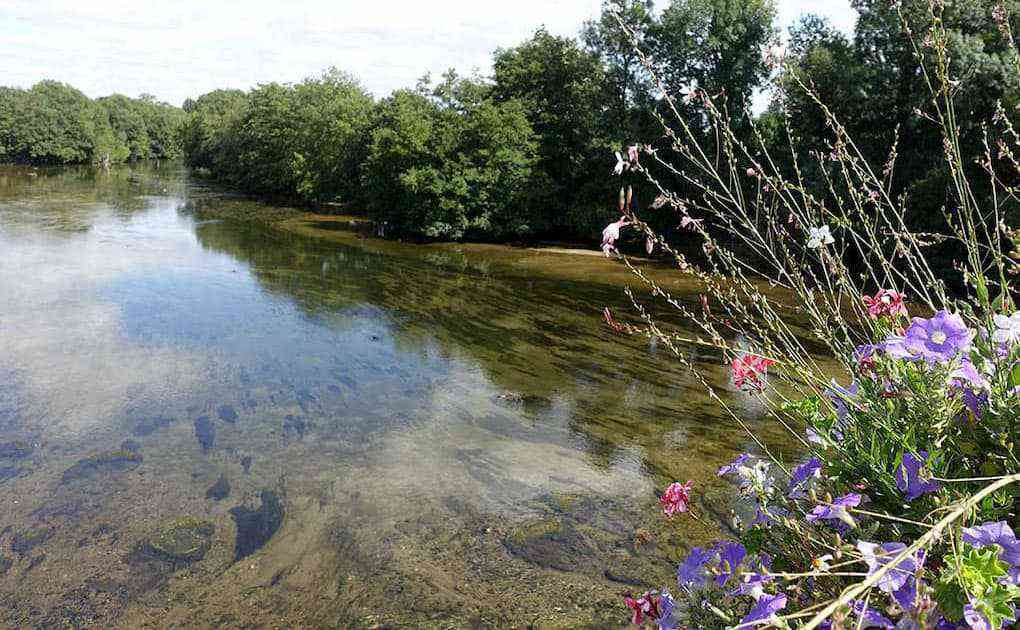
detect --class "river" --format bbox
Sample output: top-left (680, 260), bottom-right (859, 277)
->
top-left (0, 163), bottom-right (790, 628)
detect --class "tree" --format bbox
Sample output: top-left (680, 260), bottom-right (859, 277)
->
top-left (180, 89), bottom-right (248, 171)
top-left (650, 0), bottom-right (776, 125)
top-left (289, 68), bottom-right (375, 203)
top-left (361, 74), bottom-right (538, 240)
top-left (492, 29), bottom-right (614, 236)
top-left (582, 0), bottom-right (656, 133)
top-left (98, 94), bottom-right (151, 161)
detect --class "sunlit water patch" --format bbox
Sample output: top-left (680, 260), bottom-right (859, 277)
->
top-left (0, 164), bottom-right (793, 628)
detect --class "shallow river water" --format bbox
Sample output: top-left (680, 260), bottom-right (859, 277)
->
top-left (0, 164), bottom-right (791, 628)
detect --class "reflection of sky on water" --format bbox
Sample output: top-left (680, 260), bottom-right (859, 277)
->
top-left (0, 163), bottom-right (795, 626)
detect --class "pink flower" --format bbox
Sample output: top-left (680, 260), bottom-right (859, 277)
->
top-left (660, 481), bottom-right (694, 517)
top-left (624, 592), bottom-right (661, 625)
top-left (603, 307), bottom-right (625, 334)
top-left (746, 167), bottom-right (757, 178)
top-left (680, 215), bottom-right (703, 231)
top-left (731, 354), bottom-right (776, 391)
top-left (601, 216), bottom-right (630, 256)
top-left (627, 144), bottom-right (640, 167)
top-left (863, 290), bottom-right (908, 319)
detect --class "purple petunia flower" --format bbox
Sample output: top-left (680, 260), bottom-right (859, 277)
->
top-left (788, 457), bottom-right (822, 498)
top-left (732, 554), bottom-right (773, 599)
top-left (961, 600), bottom-right (1017, 630)
top-left (895, 451), bottom-right (940, 501)
top-left (857, 541), bottom-right (919, 594)
top-left (718, 453), bottom-right (752, 476)
top-left (962, 521), bottom-right (1020, 580)
top-left (653, 589), bottom-right (678, 630)
top-left (951, 358), bottom-right (989, 390)
top-left (677, 546), bottom-right (716, 591)
top-left (714, 541), bottom-right (746, 586)
top-left (806, 493), bottom-right (862, 530)
top-left (824, 380), bottom-right (859, 422)
top-left (851, 601), bottom-right (896, 629)
top-left (884, 311), bottom-right (974, 364)
top-left (739, 592), bottom-right (787, 627)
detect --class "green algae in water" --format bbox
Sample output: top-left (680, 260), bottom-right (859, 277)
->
top-left (148, 517), bottom-right (215, 562)
top-left (61, 450), bottom-right (143, 483)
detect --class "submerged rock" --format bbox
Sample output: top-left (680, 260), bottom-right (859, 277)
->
top-left (0, 441), bottom-right (32, 459)
top-left (194, 416), bottom-right (215, 452)
top-left (0, 465), bottom-right (23, 483)
top-left (148, 516), bottom-right (215, 563)
top-left (131, 415), bottom-right (175, 437)
top-left (504, 518), bottom-right (598, 571)
top-left (205, 474), bottom-right (230, 501)
top-left (217, 405), bottom-right (238, 424)
top-left (282, 415), bottom-right (306, 439)
top-left (229, 489), bottom-right (284, 561)
top-left (61, 450), bottom-right (143, 483)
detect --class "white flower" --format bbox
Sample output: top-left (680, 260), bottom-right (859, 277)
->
top-left (811, 554), bottom-right (834, 573)
top-left (612, 151), bottom-right (625, 176)
top-left (992, 311), bottom-right (1020, 345)
top-left (807, 225), bottom-right (835, 249)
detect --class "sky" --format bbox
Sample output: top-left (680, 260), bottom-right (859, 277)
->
top-left (0, 1), bottom-right (857, 107)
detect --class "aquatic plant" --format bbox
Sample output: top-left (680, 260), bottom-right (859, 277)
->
top-left (602, 2), bottom-right (1020, 628)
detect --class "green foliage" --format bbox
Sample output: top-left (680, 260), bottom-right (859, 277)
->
top-left (773, 0), bottom-right (1020, 274)
top-left (181, 71), bottom-right (373, 203)
top-left (936, 545), bottom-right (1020, 626)
top-left (0, 82), bottom-right (183, 165)
top-left (651, 0), bottom-right (777, 124)
top-left (361, 74), bottom-right (539, 240)
top-left (492, 29), bottom-right (616, 236)
top-left (180, 89), bottom-right (248, 173)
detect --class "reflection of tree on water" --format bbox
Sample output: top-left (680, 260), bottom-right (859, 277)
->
top-left (192, 217), bottom-right (791, 481)
top-left (0, 163), bottom-right (185, 230)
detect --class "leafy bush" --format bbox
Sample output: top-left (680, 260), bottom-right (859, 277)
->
top-left (361, 74), bottom-right (539, 240)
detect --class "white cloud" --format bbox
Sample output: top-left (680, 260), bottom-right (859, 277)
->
top-left (0, 0), bottom-right (854, 106)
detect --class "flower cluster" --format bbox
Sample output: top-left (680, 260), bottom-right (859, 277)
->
top-left (623, 300), bottom-right (1020, 628)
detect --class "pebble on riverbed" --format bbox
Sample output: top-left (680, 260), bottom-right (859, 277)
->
top-left (61, 450), bottom-right (143, 484)
top-left (194, 415), bottom-right (215, 452)
top-left (217, 405), bottom-right (238, 424)
top-left (205, 474), bottom-right (230, 501)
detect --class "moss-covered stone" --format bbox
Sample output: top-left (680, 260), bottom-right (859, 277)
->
top-left (504, 517), bottom-right (598, 572)
top-left (148, 516), bottom-right (215, 562)
top-left (61, 450), bottom-right (143, 483)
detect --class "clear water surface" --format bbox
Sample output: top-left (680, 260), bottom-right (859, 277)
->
top-left (0, 164), bottom-right (791, 629)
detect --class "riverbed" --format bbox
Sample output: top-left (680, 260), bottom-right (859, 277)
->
top-left (0, 163), bottom-right (791, 628)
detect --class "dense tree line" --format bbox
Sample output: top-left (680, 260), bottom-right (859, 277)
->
top-left (178, 0), bottom-right (777, 241)
top-left (0, 81), bottom-right (184, 165)
top-left (4, 0), bottom-right (1016, 246)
